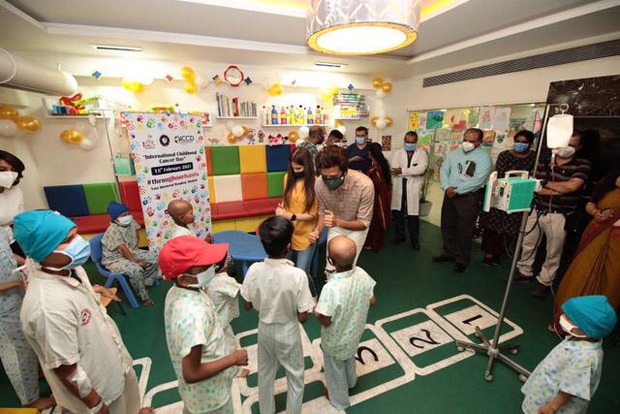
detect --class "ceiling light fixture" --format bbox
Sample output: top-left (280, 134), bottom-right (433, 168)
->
top-left (307, 0), bottom-right (421, 55)
top-left (91, 44), bottom-right (144, 52)
top-left (314, 61), bottom-right (348, 68)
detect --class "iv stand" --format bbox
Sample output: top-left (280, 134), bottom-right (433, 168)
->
top-left (454, 103), bottom-right (567, 381)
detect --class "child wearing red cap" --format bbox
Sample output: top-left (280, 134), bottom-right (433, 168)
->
top-left (241, 216), bottom-right (314, 414)
top-left (159, 236), bottom-right (248, 414)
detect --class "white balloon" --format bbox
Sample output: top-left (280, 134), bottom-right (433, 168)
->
top-left (232, 125), bottom-right (244, 138)
top-left (336, 125), bottom-right (347, 135)
top-left (375, 90), bottom-right (386, 99)
top-left (375, 119), bottom-right (387, 130)
top-left (196, 76), bottom-right (207, 89)
top-left (79, 138), bottom-right (97, 151)
top-left (299, 126), bottom-right (309, 139)
top-left (0, 119), bottom-right (18, 137)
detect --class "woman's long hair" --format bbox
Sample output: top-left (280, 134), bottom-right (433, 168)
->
top-left (591, 169), bottom-right (620, 203)
top-left (283, 147), bottom-right (316, 213)
top-left (368, 142), bottom-right (392, 190)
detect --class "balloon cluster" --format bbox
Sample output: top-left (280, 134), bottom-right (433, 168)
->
top-left (268, 83), bottom-right (283, 96)
top-left (0, 105), bottom-right (42, 137)
top-left (60, 115), bottom-right (99, 151)
top-left (372, 77), bottom-right (393, 98)
top-left (370, 77), bottom-right (394, 130)
top-left (181, 66), bottom-right (206, 94)
top-left (320, 86), bottom-right (339, 101)
top-left (227, 124), bottom-right (249, 143)
top-left (371, 116), bottom-right (393, 130)
top-left (122, 79), bottom-right (145, 93)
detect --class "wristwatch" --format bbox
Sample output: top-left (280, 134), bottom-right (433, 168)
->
top-left (291, 214), bottom-right (297, 221)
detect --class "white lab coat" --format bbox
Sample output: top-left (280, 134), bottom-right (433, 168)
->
top-left (390, 148), bottom-right (428, 215)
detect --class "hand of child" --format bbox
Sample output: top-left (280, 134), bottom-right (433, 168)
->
top-left (136, 260), bottom-right (147, 268)
top-left (232, 349), bottom-right (249, 366)
top-left (538, 402), bottom-right (558, 414)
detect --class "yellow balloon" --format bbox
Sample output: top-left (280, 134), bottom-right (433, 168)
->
top-left (288, 131), bottom-right (299, 142)
top-left (242, 126), bottom-right (249, 136)
top-left (268, 83), bottom-right (283, 96)
top-left (370, 116), bottom-right (379, 127)
top-left (60, 129), bottom-right (84, 145)
top-left (0, 105), bottom-right (19, 122)
top-left (184, 82), bottom-right (199, 94)
top-left (330, 86), bottom-right (339, 95)
top-left (227, 132), bottom-right (237, 143)
top-left (180, 66), bottom-right (196, 82)
top-left (16, 116), bottom-right (42, 133)
top-left (372, 77), bottom-right (384, 89)
top-left (122, 79), bottom-right (144, 93)
top-left (381, 82), bottom-right (393, 93)
top-left (334, 119), bottom-right (344, 127)
top-left (385, 117), bottom-right (394, 127)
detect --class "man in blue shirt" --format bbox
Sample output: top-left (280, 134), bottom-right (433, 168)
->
top-left (346, 126), bottom-right (371, 172)
top-left (433, 128), bottom-right (492, 272)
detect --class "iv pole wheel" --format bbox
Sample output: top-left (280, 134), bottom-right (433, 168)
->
top-left (456, 346), bottom-right (465, 352)
top-left (511, 348), bottom-right (519, 355)
top-left (519, 374), bottom-right (529, 383)
top-left (484, 373), bottom-right (493, 382)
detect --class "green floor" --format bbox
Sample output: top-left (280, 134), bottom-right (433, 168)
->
top-left (2, 221), bottom-right (619, 412)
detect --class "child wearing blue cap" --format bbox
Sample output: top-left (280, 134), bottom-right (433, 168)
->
top-left (102, 202), bottom-right (161, 306)
top-left (522, 295), bottom-right (617, 414)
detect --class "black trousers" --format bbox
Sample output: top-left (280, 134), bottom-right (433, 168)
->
top-left (441, 191), bottom-right (483, 266)
top-left (393, 209), bottom-right (420, 244)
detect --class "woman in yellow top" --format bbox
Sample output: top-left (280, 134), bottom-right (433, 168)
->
top-left (276, 147), bottom-right (319, 296)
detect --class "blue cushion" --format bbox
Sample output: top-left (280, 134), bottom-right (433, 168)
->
top-left (44, 185), bottom-right (89, 217)
top-left (266, 144), bottom-right (291, 172)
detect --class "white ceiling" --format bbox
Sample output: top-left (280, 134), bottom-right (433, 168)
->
top-left (1, 0), bottom-right (619, 80)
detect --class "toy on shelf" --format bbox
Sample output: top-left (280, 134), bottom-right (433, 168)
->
top-left (52, 93), bottom-right (101, 116)
top-left (261, 104), bottom-right (329, 126)
top-left (151, 105), bottom-right (176, 113)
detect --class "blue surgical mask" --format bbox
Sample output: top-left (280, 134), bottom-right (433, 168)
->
top-left (323, 175), bottom-right (345, 191)
top-left (513, 142), bottom-right (529, 153)
top-left (355, 136), bottom-right (366, 145)
top-left (405, 143), bottom-right (416, 152)
top-left (187, 267), bottom-right (215, 289)
top-left (46, 235), bottom-right (91, 270)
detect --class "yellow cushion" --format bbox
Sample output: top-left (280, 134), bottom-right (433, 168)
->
top-left (236, 216), bottom-right (269, 233)
top-left (239, 145), bottom-right (266, 174)
top-left (213, 219), bottom-right (237, 232)
top-left (208, 176), bottom-right (216, 204)
top-left (0, 409), bottom-right (39, 414)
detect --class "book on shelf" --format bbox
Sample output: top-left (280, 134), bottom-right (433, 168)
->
top-left (216, 92), bottom-right (257, 117)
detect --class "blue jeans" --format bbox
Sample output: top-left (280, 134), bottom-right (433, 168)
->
top-left (287, 244), bottom-right (317, 297)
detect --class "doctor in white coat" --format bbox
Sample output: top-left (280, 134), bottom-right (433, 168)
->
top-left (390, 131), bottom-right (428, 249)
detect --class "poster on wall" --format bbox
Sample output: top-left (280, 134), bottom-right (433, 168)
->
top-left (125, 112), bottom-right (211, 250)
top-left (492, 107), bottom-right (512, 131)
top-left (409, 112), bottom-right (419, 130)
top-left (478, 106), bottom-right (495, 129)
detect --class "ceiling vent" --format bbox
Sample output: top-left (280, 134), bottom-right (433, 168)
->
top-left (423, 39), bottom-right (620, 87)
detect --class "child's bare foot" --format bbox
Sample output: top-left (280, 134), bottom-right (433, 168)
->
top-left (139, 407), bottom-right (155, 414)
top-left (26, 396), bottom-right (56, 411)
top-left (237, 368), bottom-right (250, 378)
top-left (142, 298), bottom-right (155, 306)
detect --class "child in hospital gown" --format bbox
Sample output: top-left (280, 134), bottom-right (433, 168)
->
top-left (521, 295), bottom-right (617, 414)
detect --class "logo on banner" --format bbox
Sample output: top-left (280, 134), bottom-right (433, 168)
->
top-left (143, 135), bottom-right (156, 149)
top-left (174, 135), bottom-right (195, 144)
top-left (159, 135), bottom-right (171, 146)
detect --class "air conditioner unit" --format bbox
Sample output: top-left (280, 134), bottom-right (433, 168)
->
top-left (0, 48), bottom-right (78, 96)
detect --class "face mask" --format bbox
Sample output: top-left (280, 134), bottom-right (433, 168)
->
top-left (355, 137), bottom-right (366, 145)
top-left (559, 314), bottom-right (588, 338)
top-left (292, 171), bottom-right (305, 179)
top-left (117, 215), bottom-right (133, 226)
top-left (462, 142), bottom-right (475, 153)
top-left (513, 142), bottom-right (529, 153)
top-left (404, 143), bottom-right (416, 152)
top-left (324, 175), bottom-right (345, 191)
top-left (187, 267), bottom-right (215, 289)
top-left (45, 235), bottom-right (91, 271)
top-left (556, 146), bottom-right (576, 158)
top-left (0, 171), bottom-right (18, 188)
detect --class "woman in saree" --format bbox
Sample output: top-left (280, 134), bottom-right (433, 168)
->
top-left (363, 142), bottom-right (392, 252)
top-left (550, 170), bottom-right (620, 334)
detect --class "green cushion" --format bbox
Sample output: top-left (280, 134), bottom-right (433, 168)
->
top-left (83, 182), bottom-right (119, 215)
top-left (211, 146), bottom-right (240, 176)
top-left (267, 171), bottom-right (286, 197)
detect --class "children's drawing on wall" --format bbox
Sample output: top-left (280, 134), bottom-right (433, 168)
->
top-left (492, 107), bottom-right (511, 131)
top-left (409, 112), bottom-right (419, 130)
top-left (381, 135), bottom-right (392, 151)
top-left (482, 130), bottom-right (496, 147)
top-left (426, 111), bottom-right (445, 130)
top-left (478, 106), bottom-right (494, 129)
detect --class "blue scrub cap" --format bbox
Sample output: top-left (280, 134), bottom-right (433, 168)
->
top-left (13, 210), bottom-right (75, 262)
top-left (107, 202), bottom-right (129, 221)
top-left (562, 295), bottom-right (617, 340)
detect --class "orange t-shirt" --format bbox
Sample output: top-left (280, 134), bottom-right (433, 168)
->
top-left (283, 176), bottom-right (319, 251)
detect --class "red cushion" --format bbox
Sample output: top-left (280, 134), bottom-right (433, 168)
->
top-left (212, 201), bottom-right (247, 220)
top-left (71, 212), bottom-right (145, 234)
top-left (118, 181), bottom-right (142, 212)
top-left (244, 198), bottom-right (281, 215)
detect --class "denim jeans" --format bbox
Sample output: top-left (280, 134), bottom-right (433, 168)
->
top-left (287, 244), bottom-right (317, 297)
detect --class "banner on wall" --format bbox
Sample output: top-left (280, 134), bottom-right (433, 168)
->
top-left (125, 112), bottom-right (211, 250)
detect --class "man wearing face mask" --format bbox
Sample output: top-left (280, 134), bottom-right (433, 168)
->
top-left (310, 146), bottom-right (374, 275)
top-left (346, 126), bottom-right (371, 172)
top-left (390, 131), bottom-right (429, 249)
top-left (296, 125), bottom-right (326, 172)
top-left (101, 202), bottom-right (161, 306)
top-left (515, 132), bottom-right (591, 298)
top-left (433, 128), bottom-right (492, 272)
top-left (13, 210), bottom-right (154, 414)
top-left (159, 236), bottom-right (248, 414)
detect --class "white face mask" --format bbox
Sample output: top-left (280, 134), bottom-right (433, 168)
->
top-left (0, 171), bottom-right (18, 188)
top-left (559, 314), bottom-right (588, 338)
top-left (187, 267), bottom-right (215, 289)
top-left (462, 142), bottom-right (475, 153)
top-left (117, 215), bottom-right (133, 226)
top-left (556, 146), bottom-right (576, 158)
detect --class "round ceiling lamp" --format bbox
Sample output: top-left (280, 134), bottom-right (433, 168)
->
top-left (307, 0), bottom-right (421, 55)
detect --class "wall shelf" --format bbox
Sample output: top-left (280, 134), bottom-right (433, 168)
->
top-left (261, 124), bottom-right (330, 127)
top-left (44, 114), bottom-right (109, 119)
top-left (216, 116), bottom-right (258, 120)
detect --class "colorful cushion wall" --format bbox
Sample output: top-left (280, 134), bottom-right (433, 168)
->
top-left (44, 185), bottom-right (89, 217)
top-left (83, 182), bottom-right (118, 214)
